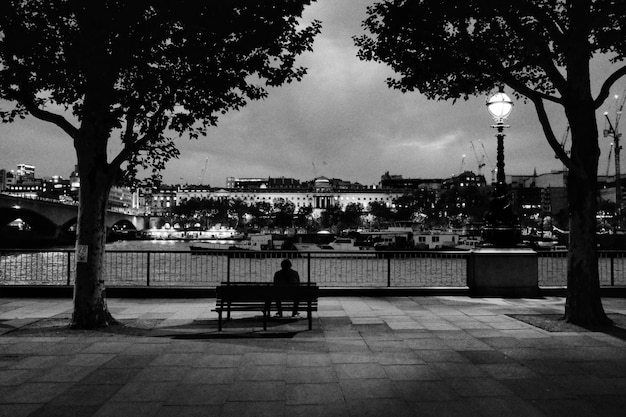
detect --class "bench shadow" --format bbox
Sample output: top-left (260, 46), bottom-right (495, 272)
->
top-left (169, 331), bottom-right (299, 339)
top-left (154, 316), bottom-right (306, 339)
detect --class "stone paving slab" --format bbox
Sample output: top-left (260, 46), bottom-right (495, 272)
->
top-left (0, 296), bottom-right (625, 417)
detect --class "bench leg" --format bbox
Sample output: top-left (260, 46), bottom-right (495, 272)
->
top-left (218, 311), bottom-right (223, 331)
top-left (263, 310), bottom-right (267, 331)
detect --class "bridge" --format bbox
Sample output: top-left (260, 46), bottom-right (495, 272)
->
top-left (0, 193), bottom-right (148, 246)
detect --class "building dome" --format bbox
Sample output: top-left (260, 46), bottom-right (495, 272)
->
top-left (314, 176), bottom-right (331, 191)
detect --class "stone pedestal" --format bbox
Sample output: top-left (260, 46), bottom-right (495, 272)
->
top-left (467, 248), bottom-right (539, 297)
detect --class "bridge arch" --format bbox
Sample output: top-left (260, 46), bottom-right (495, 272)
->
top-left (0, 207), bottom-right (58, 235)
top-left (110, 219), bottom-right (138, 231)
top-left (61, 217), bottom-right (78, 234)
top-left (0, 194), bottom-right (148, 246)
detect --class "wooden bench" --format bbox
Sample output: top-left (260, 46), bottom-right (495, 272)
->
top-left (213, 282), bottom-right (319, 331)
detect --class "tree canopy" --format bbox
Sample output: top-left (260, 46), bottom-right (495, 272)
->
top-left (0, 0), bottom-right (321, 183)
top-left (355, 0), bottom-right (626, 174)
top-left (355, 0), bottom-right (626, 326)
top-left (0, 0), bottom-right (321, 329)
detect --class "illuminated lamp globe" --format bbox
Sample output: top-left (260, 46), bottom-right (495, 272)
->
top-left (486, 90), bottom-right (513, 123)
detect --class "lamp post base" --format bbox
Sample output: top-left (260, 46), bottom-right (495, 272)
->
top-left (481, 225), bottom-right (522, 248)
top-left (467, 247), bottom-right (539, 297)
top-left (482, 186), bottom-right (521, 248)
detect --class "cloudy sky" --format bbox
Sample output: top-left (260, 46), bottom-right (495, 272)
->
top-left (0, 0), bottom-right (623, 187)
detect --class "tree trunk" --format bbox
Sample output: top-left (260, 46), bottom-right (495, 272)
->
top-left (70, 126), bottom-right (116, 329)
top-left (561, 2), bottom-right (611, 326)
top-left (565, 174), bottom-right (611, 326)
top-left (564, 103), bottom-right (611, 326)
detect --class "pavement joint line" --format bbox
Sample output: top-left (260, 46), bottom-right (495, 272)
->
top-left (0, 296), bottom-right (625, 416)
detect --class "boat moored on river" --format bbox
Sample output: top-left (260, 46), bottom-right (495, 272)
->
top-left (294, 237), bottom-right (376, 257)
top-left (190, 233), bottom-right (293, 256)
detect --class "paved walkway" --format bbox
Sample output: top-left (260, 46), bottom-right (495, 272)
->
top-left (1, 296), bottom-right (626, 417)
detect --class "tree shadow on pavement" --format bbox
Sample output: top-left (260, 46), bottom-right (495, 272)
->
top-left (508, 313), bottom-right (626, 341)
top-left (0, 314), bottom-right (308, 340)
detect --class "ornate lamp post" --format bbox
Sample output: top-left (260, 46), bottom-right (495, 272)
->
top-left (482, 87), bottom-right (521, 247)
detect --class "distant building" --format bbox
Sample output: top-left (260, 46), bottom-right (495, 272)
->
top-left (509, 170), bottom-right (567, 188)
top-left (0, 169), bottom-right (16, 191)
top-left (150, 185), bottom-right (178, 216)
top-left (209, 178), bottom-right (401, 213)
top-left (41, 176), bottom-right (73, 200)
top-left (69, 166), bottom-right (80, 190)
top-left (226, 177), bottom-right (268, 189)
top-left (507, 170), bottom-right (569, 223)
top-left (151, 175), bottom-right (403, 219)
top-left (108, 186), bottom-right (135, 211)
top-left (442, 171), bottom-right (487, 189)
top-left (226, 176), bottom-right (304, 190)
top-left (380, 171), bottom-right (443, 191)
top-left (4, 178), bottom-right (43, 198)
top-left (268, 177), bottom-right (303, 189)
top-left (176, 184), bottom-right (213, 205)
top-left (16, 163), bottom-right (35, 180)
top-left (599, 174), bottom-right (626, 207)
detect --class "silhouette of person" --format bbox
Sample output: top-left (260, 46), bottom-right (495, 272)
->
top-left (272, 259), bottom-right (300, 318)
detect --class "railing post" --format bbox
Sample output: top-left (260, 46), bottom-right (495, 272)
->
top-left (227, 252), bottom-right (231, 284)
top-left (307, 252), bottom-right (311, 284)
top-left (610, 253), bottom-right (615, 287)
top-left (146, 252), bottom-right (151, 287)
top-left (387, 254), bottom-right (391, 287)
top-left (66, 251), bottom-right (71, 286)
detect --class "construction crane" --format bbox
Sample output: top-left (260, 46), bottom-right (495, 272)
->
top-left (556, 125), bottom-right (570, 158)
top-left (603, 86), bottom-right (626, 221)
top-left (606, 143), bottom-right (614, 178)
top-left (198, 157), bottom-right (209, 185)
top-left (470, 141), bottom-right (486, 175)
top-left (554, 124), bottom-right (571, 173)
top-left (477, 140), bottom-right (496, 184)
top-left (458, 154), bottom-right (466, 175)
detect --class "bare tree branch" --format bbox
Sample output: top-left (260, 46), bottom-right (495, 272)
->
top-left (594, 65), bottom-right (626, 109)
top-left (502, 9), bottom-right (568, 96)
top-left (497, 68), bottom-right (563, 105)
top-left (519, 0), bottom-right (567, 44)
top-left (530, 96), bottom-right (584, 180)
top-left (19, 98), bottom-right (79, 139)
top-left (109, 107), bottom-right (167, 170)
top-left (121, 109), bottom-right (138, 145)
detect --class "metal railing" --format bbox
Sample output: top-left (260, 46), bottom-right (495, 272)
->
top-left (1, 249), bottom-right (624, 288)
top-left (537, 250), bottom-right (626, 287)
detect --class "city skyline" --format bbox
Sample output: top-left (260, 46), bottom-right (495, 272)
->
top-left (0, 160), bottom-right (584, 189)
top-left (0, 0), bottom-right (623, 188)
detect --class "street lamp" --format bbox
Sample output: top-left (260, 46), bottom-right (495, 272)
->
top-left (487, 88), bottom-right (513, 191)
top-left (482, 87), bottom-right (521, 247)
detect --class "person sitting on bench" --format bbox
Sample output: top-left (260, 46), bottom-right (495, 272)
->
top-left (271, 259), bottom-right (300, 318)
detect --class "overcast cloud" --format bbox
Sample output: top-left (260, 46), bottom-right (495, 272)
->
top-left (0, 0), bottom-right (622, 187)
